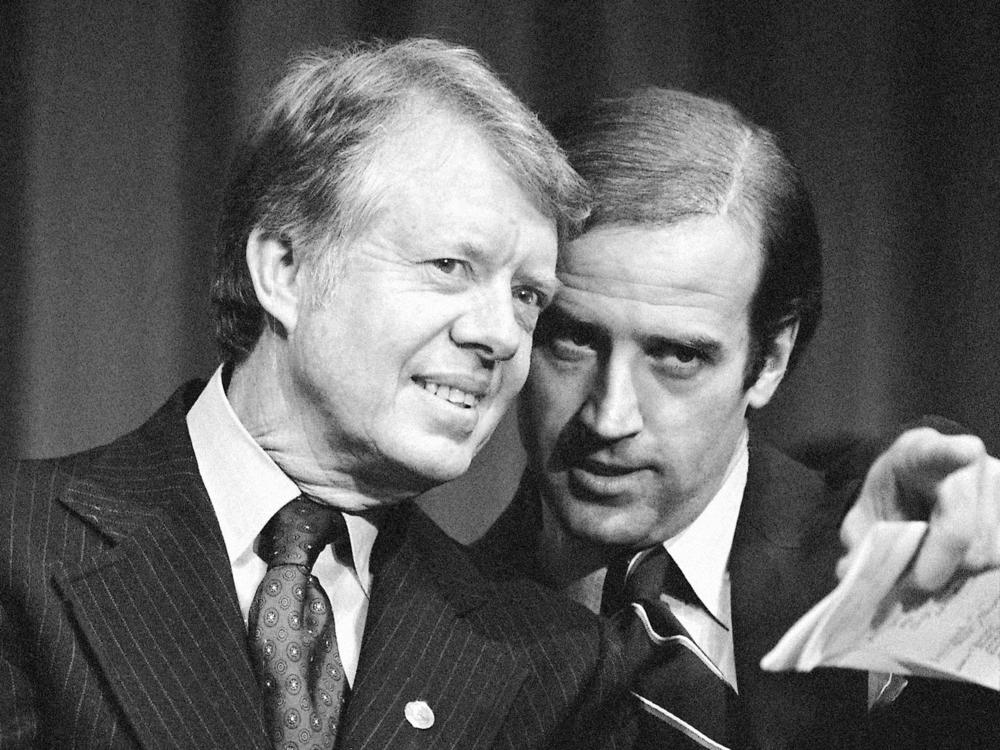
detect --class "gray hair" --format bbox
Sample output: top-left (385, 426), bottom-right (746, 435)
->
top-left (212, 38), bottom-right (588, 364)
top-left (554, 87), bottom-right (822, 383)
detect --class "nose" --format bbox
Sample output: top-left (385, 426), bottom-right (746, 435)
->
top-left (450, 285), bottom-right (522, 363)
top-left (578, 351), bottom-right (643, 439)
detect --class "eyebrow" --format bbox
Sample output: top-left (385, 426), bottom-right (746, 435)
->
top-left (536, 305), bottom-right (605, 339)
top-left (644, 333), bottom-right (723, 360)
top-left (522, 272), bottom-right (560, 298)
top-left (541, 304), bottom-right (588, 327)
top-left (452, 241), bottom-right (491, 265)
top-left (455, 241), bottom-right (559, 295)
top-left (545, 304), bottom-right (724, 357)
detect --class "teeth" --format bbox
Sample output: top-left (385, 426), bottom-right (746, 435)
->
top-left (417, 379), bottom-right (481, 408)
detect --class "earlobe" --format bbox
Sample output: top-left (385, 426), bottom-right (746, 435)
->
top-left (245, 228), bottom-right (302, 335)
top-left (746, 319), bottom-right (800, 409)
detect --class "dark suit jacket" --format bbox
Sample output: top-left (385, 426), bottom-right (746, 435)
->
top-left (475, 439), bottom-right (1000, 750)
top-left (0, 381), bottom-right (631, 750)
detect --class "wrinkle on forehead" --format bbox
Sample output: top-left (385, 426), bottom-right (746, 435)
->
top-left (362, 111), bottom-right (558, 278)
top-left (553, 283), bottom-right (749, 345)
top-left (556, 217), bottom-right (762, 310)
top-left (555, 269), bottom-right (749, 308)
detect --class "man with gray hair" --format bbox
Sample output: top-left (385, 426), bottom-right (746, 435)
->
top-left (478, 87), bottom-right (1000, 749)
top-left (0, 40), bottom-right (631, 749)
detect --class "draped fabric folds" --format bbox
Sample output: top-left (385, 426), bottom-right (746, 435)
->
top-left (7, 2), bottom-right (999, 543)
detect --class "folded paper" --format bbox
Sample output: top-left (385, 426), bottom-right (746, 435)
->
top-left (762, 521), bottom-right (999, 690)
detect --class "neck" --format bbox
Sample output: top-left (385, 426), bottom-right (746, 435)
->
top-left (226, 341), bottom-right (416, 512)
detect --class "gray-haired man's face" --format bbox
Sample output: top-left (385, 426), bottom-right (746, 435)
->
top-left (281, 110), bottom-right (559, 497)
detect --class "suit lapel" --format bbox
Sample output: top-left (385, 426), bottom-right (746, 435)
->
top-left (52, 384), bottom-right (269, 749)
top-left (729, 442), bottom-right (865, 747)
top-left (340, 506), bottom-right (524, 750)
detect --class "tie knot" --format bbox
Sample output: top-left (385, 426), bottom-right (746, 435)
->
top-left (602, 547), bottom-right (695, 615)
top-left (259, 496), bottom-right (347, 571)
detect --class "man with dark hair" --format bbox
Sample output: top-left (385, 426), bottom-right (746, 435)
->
top-left (0, 40), bottom-right (629, 749)
top-left (477, 87), bottom-right (1000, 749)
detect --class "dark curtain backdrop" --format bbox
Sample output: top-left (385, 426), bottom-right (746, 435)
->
top-left (4, 0), bottom-right (998, 542)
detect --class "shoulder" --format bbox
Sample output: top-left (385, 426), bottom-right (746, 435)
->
top-left (408, 505), bottom-right (605, 638)
top-left (1, 380), bottom-right (206, 567)
top-left (732, 441), bottom-right (849, 631)
top-left (1, 447), bottom-right (108, 526)
top-left (468, 468), bottom-right (543, 580)
top-left (742, 440), bottom-right (852, 544)
top-left (0, 449), bottom-right (117, 620)
top-left (2, 379), bottom-right (206, 488)
top-left (747, 440), bottom-right (829, 497)
top-left (378, 505), bottom-right (633, 748)
top-left (395, 505), bottom-right (618, 679)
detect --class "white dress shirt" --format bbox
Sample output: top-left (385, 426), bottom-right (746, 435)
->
top-left (186, 366), bottom-right (378, 686)
top-left (660, 429), bottom-right (749, 691)
top-left (659, 435), bottom-right (902, 707)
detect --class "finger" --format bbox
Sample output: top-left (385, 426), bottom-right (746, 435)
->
top-left (837, 501), bottom-right (875, 580)
top-left (839, 430), bottom-right (993, 586)
top-left (851, 429), bottom-right (979, 525)
top-left (909, 525), bottom-right (969, 590)
top-left (965, 456), bottom-right (1000, 570)
top-left (839, 500), bottom-right (870, 551)
top-left (908, 462), bottom-right (981, 590)
top-left (892, 430), bottom-right (985, 491)
top-left (835, 552), bottom-right (853, 581)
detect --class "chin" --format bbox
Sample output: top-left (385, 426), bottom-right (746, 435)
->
top-left (402, 450), bottom-right (474, 488)
top-left (556, 496), bottom-right (655, 549)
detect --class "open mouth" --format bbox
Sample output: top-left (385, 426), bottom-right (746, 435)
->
top-left (413, 377), bottom-right (483, 409)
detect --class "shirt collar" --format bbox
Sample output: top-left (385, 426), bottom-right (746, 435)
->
top-left (186, 366), bottom-right (379, 592)
top-left (663, 428), bottom-right (748, 626)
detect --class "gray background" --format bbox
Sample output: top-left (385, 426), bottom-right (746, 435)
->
top-left (3, 0), bottom-right (997, 541)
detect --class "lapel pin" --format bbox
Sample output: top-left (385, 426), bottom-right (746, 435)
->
top-left (405, 700), bottom-right (434, 730)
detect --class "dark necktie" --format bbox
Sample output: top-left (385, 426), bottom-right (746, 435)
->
top-left (603, 547), bottom-right (737, 750)
top-left (249, 496), bottom-right (350, 749)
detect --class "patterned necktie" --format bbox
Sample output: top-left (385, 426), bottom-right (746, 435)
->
top-left (249, 496), bottom-right (350, 749)
top-left (603, 547), bottom-right (737, 750)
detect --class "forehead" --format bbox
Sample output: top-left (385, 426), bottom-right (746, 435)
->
top-left (555, 216), bottom-right (762, 333)
top-left (362, 109), bottom-right (557, 269)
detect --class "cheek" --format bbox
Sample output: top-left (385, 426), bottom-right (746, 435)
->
top-left (656, 367), bottom-right (748, 428)
top-left (505, 339), bottom-right (535, 392)
top-left (525, 362), bottom-right (587, 428)
top-left (699, 380), bottom-right (752, 436)
top-left (642, 376), bottom-right (746, 452)
top-left (661, 388), bottom-right (749, 479)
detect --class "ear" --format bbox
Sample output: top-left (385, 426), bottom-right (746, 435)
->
top-left (746, 318), bottom-right (799, 409)
top-left (245, 228), bottom-right (304, 335)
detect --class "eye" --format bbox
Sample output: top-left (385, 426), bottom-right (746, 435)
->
top-left (535, 310), bottom-right (598, 361)
top-left (647, 340), bottom-right (707, 378)
top-left (562, 327), bottom-right (594, 349)
top-left (513, 286), bottom-right (548, 310)
top-left (431, 258), bottom-right (462, 274)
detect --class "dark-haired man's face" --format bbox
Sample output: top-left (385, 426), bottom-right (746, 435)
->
top-left (520, 215), bottom-right (791, 549)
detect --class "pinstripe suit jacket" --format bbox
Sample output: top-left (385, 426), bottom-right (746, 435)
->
top-left (0, 381), bottom-right (632, 749)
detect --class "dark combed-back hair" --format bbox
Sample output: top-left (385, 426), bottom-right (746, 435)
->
top-left (211, 37), bottom-right (589, 364)
top-left (554, 87), bottom-right (823, 385)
